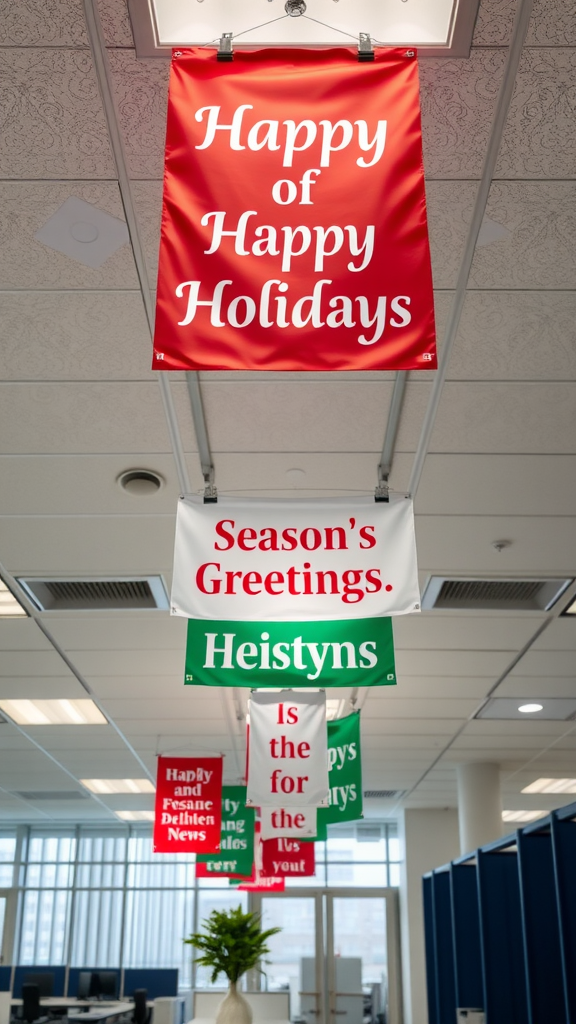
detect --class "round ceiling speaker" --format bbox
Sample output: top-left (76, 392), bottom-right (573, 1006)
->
top-left (118, 470), bottom-right (164, 496)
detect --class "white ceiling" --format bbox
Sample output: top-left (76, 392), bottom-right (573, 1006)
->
top-left (0, 0), bottom-right (575, 825)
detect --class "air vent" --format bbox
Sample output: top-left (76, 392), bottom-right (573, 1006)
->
top-left (16, 790), bottom-right (89, 801)
top-left (364, 790), bottom-right (403, 799)
top-left (421, 577), bottom-right (572, 612)
top-left (16, 577), bottom-right (169, 611)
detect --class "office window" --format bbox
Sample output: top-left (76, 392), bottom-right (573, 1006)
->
top-left (0, 833), bottom-right (16, 886)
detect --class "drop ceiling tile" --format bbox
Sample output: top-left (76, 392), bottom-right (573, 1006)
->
top-left (0, 49), bottom-right (115, 179)
top-left (0, 454), bottom-right (195, 515)
top-left (469, 182), bottom-right (576, 289)
top-left (0, 292), bottom-right (154, 382)
top-left (448, 291), bottom-right (576, 381)
top-left (359, 696), bottom-right (478, 718)
top-left (361, 719), bottom-right (457, 737)
top-left (413, 455), bottom-right (576, 516)
top-left (392, 614), bottom-right (536, 651)
top-left (202, 380), bottom-right (393, 453)
top-left (416, 513), bottom-right (576, 574)
top-left (101, 699), bottom-right (222, 720)
top-left (526, 0), bottom-right (576, 44)
top-left (47, 614), bottom-right (187, 651)
top-left (87, 676), bottom-right (187, 699)
top-left (418, 382), bottom-right (576, 454)
top-left (472, 0), bottom-right (514, 45)
top-left (109, 50), bottom-right (169, 178)
top-left (0, 515), bottom-right (175, 575)
top-left (0, 382), bottom-right (185, 454)
top-left (510, 650), bottom-right (576, 677)
top-left (0, 650), bottom-right (70, 676)
top-left (396, 649), bottom-right (513, 677)
top-left (420, 50), bottom-right (506, 179)
top-left (366, 677), bottom-right (494, 699)
top-left (71, 649), bottom-right (183, 676)
top-left (0, 620), bottom-right (53, 650)
top-left (497, 677), bottom-right (576, 699)
top-left (0, 678), bottom-right (87, 700)
top-left (98, 0), bottom-right (134, 45)
top-left (29, 727), bottom-right (124, 750)
top-left (0, 0), bottom-right (88, 45)
top-left (426, 181), bottom-right (477, 289)
top-left (497, 50), bottom-right (576, 179)
top-left (0, 183), bottom-right (137, 289)
top-left (532, 620), bottom-right (576, 651)
top-left (131, 180), bottom-right (163, 283)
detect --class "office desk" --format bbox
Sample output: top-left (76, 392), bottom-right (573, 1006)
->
top-left (11, 998), bottom-right (132, 1022)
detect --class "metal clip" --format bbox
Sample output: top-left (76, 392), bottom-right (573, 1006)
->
top-left (217, 32), bottom-right (233, 61)
top-left (358, 33), bottom-right (374, 62)
top-left (203, 481), bottom-right (218, 504)
top-left (375, 465), bottom-right (389, 502)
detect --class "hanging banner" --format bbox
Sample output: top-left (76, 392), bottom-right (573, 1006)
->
top-left (247, 691), bottom-right (329, 809)
top-left (184, 615), bottom-right (396, 688)
top-left (153, 756), bottom-right (222, 853)
top-left (261, 807), bottom-right (317, 841)
top-left (230, 823), bottom-right (285, 890)
top-left (152, 47), bottom-right (436, 372)
top-left (261, 836), bottom-right (316, 878)
top-left (319, 711), bottom-right (363, 834)
top-left (195, 785), bottom-right (255, 877)
top-left (171, 495), bottom-right (420, 621)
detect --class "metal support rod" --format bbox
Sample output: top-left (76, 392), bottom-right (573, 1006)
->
top-left (186, 372), bottom-right (215, 490)
top-left (375, 371), bottom-right (408, 498)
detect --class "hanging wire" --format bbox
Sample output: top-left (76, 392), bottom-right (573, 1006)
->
top-left (199, 13), bottom-right (290, 45)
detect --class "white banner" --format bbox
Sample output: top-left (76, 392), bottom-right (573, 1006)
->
top-left (247, 691), bottom-right (329, 809)
top-left (171, 495), bottom-right (420, 621)
top-left (260, 807), bottom-right (317, 841)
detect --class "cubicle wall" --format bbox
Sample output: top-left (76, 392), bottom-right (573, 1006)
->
top-left (0, 966), bottom-right (178, 998)
top-left (422, 800), bottom-right (576, 1024)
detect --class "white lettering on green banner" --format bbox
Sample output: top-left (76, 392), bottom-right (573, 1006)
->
top-left (185, 617), bottom-right (396, 688)
top-left (196, 785), bottom-right (255, 877)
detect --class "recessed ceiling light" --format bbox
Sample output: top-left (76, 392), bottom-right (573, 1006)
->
top-left (116, 810), bottom-right (155, 822)
top-left (34, 197), bottom-right (129, 269)
top-left (0, 579), bottom-right (27, 618)
top-left (0, 699), bottom-right (107, 726)
top-left (80, 779), bottom-right (155, 795)
top-left (518, 703), bottom-right (544, 714)
top-left (502, 810), bottom-right (546, 823)
top-left (522, 778), bottom-right (576, 795)
top-left (563, 596), bottom-right (576, 615)
top-left (118, 470), bottom-right (164, 496)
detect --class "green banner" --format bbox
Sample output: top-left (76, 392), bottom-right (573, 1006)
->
top-left (315, 712), bottom-right (363, 839)
top-left (196, 786), bottom-right (255, 877)
top-left (185, 617), bottom-right (396, 688)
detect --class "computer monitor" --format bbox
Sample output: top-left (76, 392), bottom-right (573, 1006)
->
top-left (95, 972), bottom-right (119, 1001)
top-left (23, 973), bottom-right (54, 997)
top-left (77, 972), bottom-right (93, 1000)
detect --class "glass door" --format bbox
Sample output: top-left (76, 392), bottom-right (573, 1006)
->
top-left (256, 894), bottom-right (324, 1024)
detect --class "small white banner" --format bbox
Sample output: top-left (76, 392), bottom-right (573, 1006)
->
top-left (171, 495), bottom-right (420, 621)
top-left (260, 807), bottom-right (317, 841)
top-left (247, 691), bottom-right (329, 809)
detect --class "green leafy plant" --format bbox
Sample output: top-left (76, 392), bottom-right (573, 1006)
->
top-left (184, 905), bottom-right (281, 984)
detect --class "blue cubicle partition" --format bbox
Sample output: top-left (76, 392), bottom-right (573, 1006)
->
top-left (517, 823), bottom-right (567, 1024)
top-left (0, 968), bottom-right (11, 992)
top-left (423, 800), bottom-right (576, 1024)
top-left (450, 863), bottom-right (483, 1012)
top-left (551, 810), bottom-right (576, 1022)
top-left (12, 966), bottom-right (66, 998)
top-left (123, 969), bottom-right (179, 999)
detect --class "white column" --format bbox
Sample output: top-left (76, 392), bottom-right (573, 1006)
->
top-left (457, 762), bottom-right (503, 855)
top-left (398, 808), bottom-right (460, 1024)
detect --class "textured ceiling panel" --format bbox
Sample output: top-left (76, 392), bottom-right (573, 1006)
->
top-left (392, 614), bottom-right (537, 651)
top-left (0, 292), bottom-right (153, 381)
top-left (0, 183), bottom-right (137, 289)
top-left (97, 0), bottom-right (135, 46)
top-left (0, 49), bottom-right (115, 179)
top-left (0, 677), bottom-right (88, 700)
top-left (497, 49), bottom-right (576, 179)
top-left (425, 181), bottom-right (477, 289)
top-left (415, 515), bottom-right (576, 574)
top-left (420, 50), bottom-right (506, 179)
top-left (0, 0), bottom-right (88, 46)
top-left (447, 291), bottom-right (576, 381)
top-left (108, 50), bottom-right (169, 179)
top-left (469, 182), bottom-right (576, 289)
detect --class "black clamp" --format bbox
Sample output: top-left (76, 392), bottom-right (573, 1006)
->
top-left (375, 466), bottom-right (389, 502)
top-left (358, 33), bottom-right (374, 62)
top-left (217, 32), bottom-right (233, 61)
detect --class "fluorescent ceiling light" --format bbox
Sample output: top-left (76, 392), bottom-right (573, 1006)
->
top-left (522, 778), bottom-right (576, 795)
top-left (0, 579), bottom-right (27, 618)
top-left (0, 699), bottom-right (107, 726)
top-left (80, 779), bottom-right (156, 795)
top-left (502, 810), bottom-right (546, 823)
top-left (563, 596), bottom-right (576, 615)
top-left (116, 810), bottom-right (155, 822)
top-left (518, 703), bottom-right (544, 714)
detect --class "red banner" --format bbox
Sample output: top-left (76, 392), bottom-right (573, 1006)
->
top-left (153, 47), bottom-right (436, 372)
top-left (153, 756), bottom-right (222, 853)
top-left (261, 836), bottom-right (316, 877)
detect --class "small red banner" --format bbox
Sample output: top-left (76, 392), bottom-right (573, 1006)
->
top-left (261, 836), bottom-right (316, 877)
top-left (153, 47), bottom-right (436, 372)
top-left (153, 756), bottom-right (222, 853)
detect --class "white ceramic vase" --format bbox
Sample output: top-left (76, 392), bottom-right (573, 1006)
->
top-left (215, 982), bottom-right (253, 1024)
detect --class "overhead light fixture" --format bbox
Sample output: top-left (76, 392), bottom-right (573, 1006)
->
top-left (502, 810), bottom-right (546, 823)
top-left (522, 779), bottom-right (576, 795)
top-left (562, 596), bottom-right (576, 616)
top-left (35, 197), bottom-right (129, 269)
top-left (518, 703), bottom-right (544, 714)
top-left (80, 778), bottom-right (156, 795)
top-left (116, 810), bottom-right (155, 822)
top-left (0, 579), bottom-right (27, 618)
top-left (476, 698), bottom-right (576, 721)
top-left (0, 699), bottom-right (107, 726)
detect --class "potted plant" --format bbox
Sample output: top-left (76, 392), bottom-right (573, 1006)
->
top-left (185, 905), bottom-right (281, 1024)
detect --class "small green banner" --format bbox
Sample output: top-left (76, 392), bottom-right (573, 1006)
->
top-left (185, 617), bottom-right (396, 688)
top-left (195, 786), bottom-right (255, 877)
top-left (314, 712), bottom-right (363, 840)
